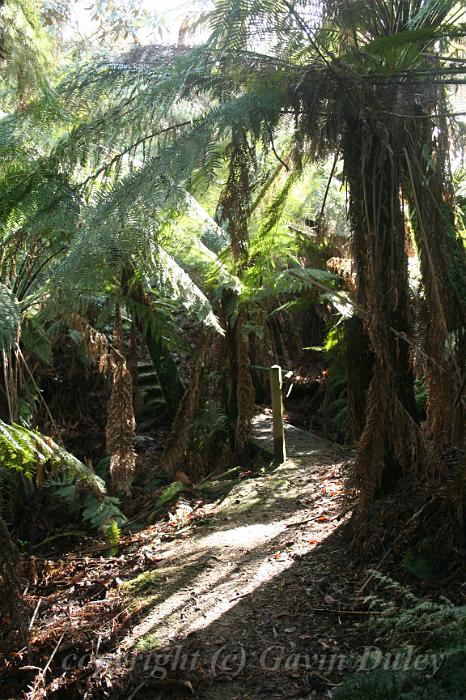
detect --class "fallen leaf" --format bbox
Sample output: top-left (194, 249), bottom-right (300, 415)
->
top-left (273, 552), bottom-right (288, 561)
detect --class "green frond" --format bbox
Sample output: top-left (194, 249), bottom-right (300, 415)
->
top-left (20, 313), bottom-right (53, 364)
top-left (0, 0), bottom-right (54, 106)
top-left (183, 191), bottom-right (230, 253)
top-left (0, 419), bottom-right (104, 492)
top-left (0, 419), bottom-right (125, 528)
top-left (0, 283), bottom-right (20, 352)
top-left (149, 245), bottom-right (224, 334)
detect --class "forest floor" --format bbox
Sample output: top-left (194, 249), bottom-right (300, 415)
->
top-left (2, 415), bottom-right (377, 700)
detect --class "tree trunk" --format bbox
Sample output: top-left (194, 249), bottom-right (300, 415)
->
top-left (404, 116), bottom-right (466, 453)
top-left (345, 317), bottom-right (373, 442)
top-left (343, 114), bottom-right (418, 507)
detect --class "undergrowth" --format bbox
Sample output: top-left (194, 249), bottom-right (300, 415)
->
top-left (0, 420), bottom-right (125, 536)
top-left (336, 572), bottom-right (466, 699)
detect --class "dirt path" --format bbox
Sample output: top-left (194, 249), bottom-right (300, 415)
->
top-left (107, 414), bottom-right (362, 699)
top-left (3, 416), bottom-right (367, 700)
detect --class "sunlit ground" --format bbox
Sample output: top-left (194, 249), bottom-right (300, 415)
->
top-left (119, 427), bottom-right (348, 657)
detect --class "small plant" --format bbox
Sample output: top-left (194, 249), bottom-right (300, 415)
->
top-left (102, 519), bottom-right (121, 548)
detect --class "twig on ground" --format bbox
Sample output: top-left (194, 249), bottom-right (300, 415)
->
top-left (30, 531), bottom-right (84, 550)
top-left (285, 505), bottom-right (353, 528)
top-left (27, 632), bottom-right (64, 700)
top-left (28, 598), bottom-right (42, 630)
top-left (309, 607), bottom-right (389, 616)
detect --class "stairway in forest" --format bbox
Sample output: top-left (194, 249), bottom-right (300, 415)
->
top-left (135, 359), bottom-right (168, 423)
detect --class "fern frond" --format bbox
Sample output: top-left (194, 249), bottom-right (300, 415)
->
top-left (0, 284), bottom-right (20, 352)
top-left (0, 419), bottom-right (126, 529)
top-left (149, 245), bottom-right (224, 334)
top-left (0, 0), bottom-right (54, 106)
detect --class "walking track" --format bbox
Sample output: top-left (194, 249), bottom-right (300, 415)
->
top-left (111, 412), bottom-right (360, 699)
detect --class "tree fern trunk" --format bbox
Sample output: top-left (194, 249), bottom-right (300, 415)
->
top-left (344, 115), bottom-right (418, 507)
top-left (106, 304), bottom-right (136, 496)
top-left (160, 332), bottom-right (208, 478)
top-left (234, 308), bottom-right (256, 455)
top-left (404, 116), bottom-right (466, 453)
top-left (216, 128), bottom-right (256, 455)
top-left (345, 317), bottom-right (374, 442)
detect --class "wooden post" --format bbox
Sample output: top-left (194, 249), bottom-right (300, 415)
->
top-left (270, 364), bottom-right (286, 463)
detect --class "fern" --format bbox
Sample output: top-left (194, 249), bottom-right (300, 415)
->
top-left (0, 420), bottom-right (126, 529)
top-left (102, 519), bottom-right (122, 547)
top-left (336, 572), bottom-right (466, 700)
top-left (0, 0), bottom-right (54, 106)
top-left (0, 283), bottom-right (20, 351)
top-left (81, 495), bottom-right (126, 529)
top-left (20, 313), bottom-right (53, 364)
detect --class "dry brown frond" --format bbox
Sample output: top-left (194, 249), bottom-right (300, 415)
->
top-left (68, 314), bottom-right (109, 373)
top-left (161, 332), bottom-right (209, 478)
top-left (106, 306), bottom-right (135, 496)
